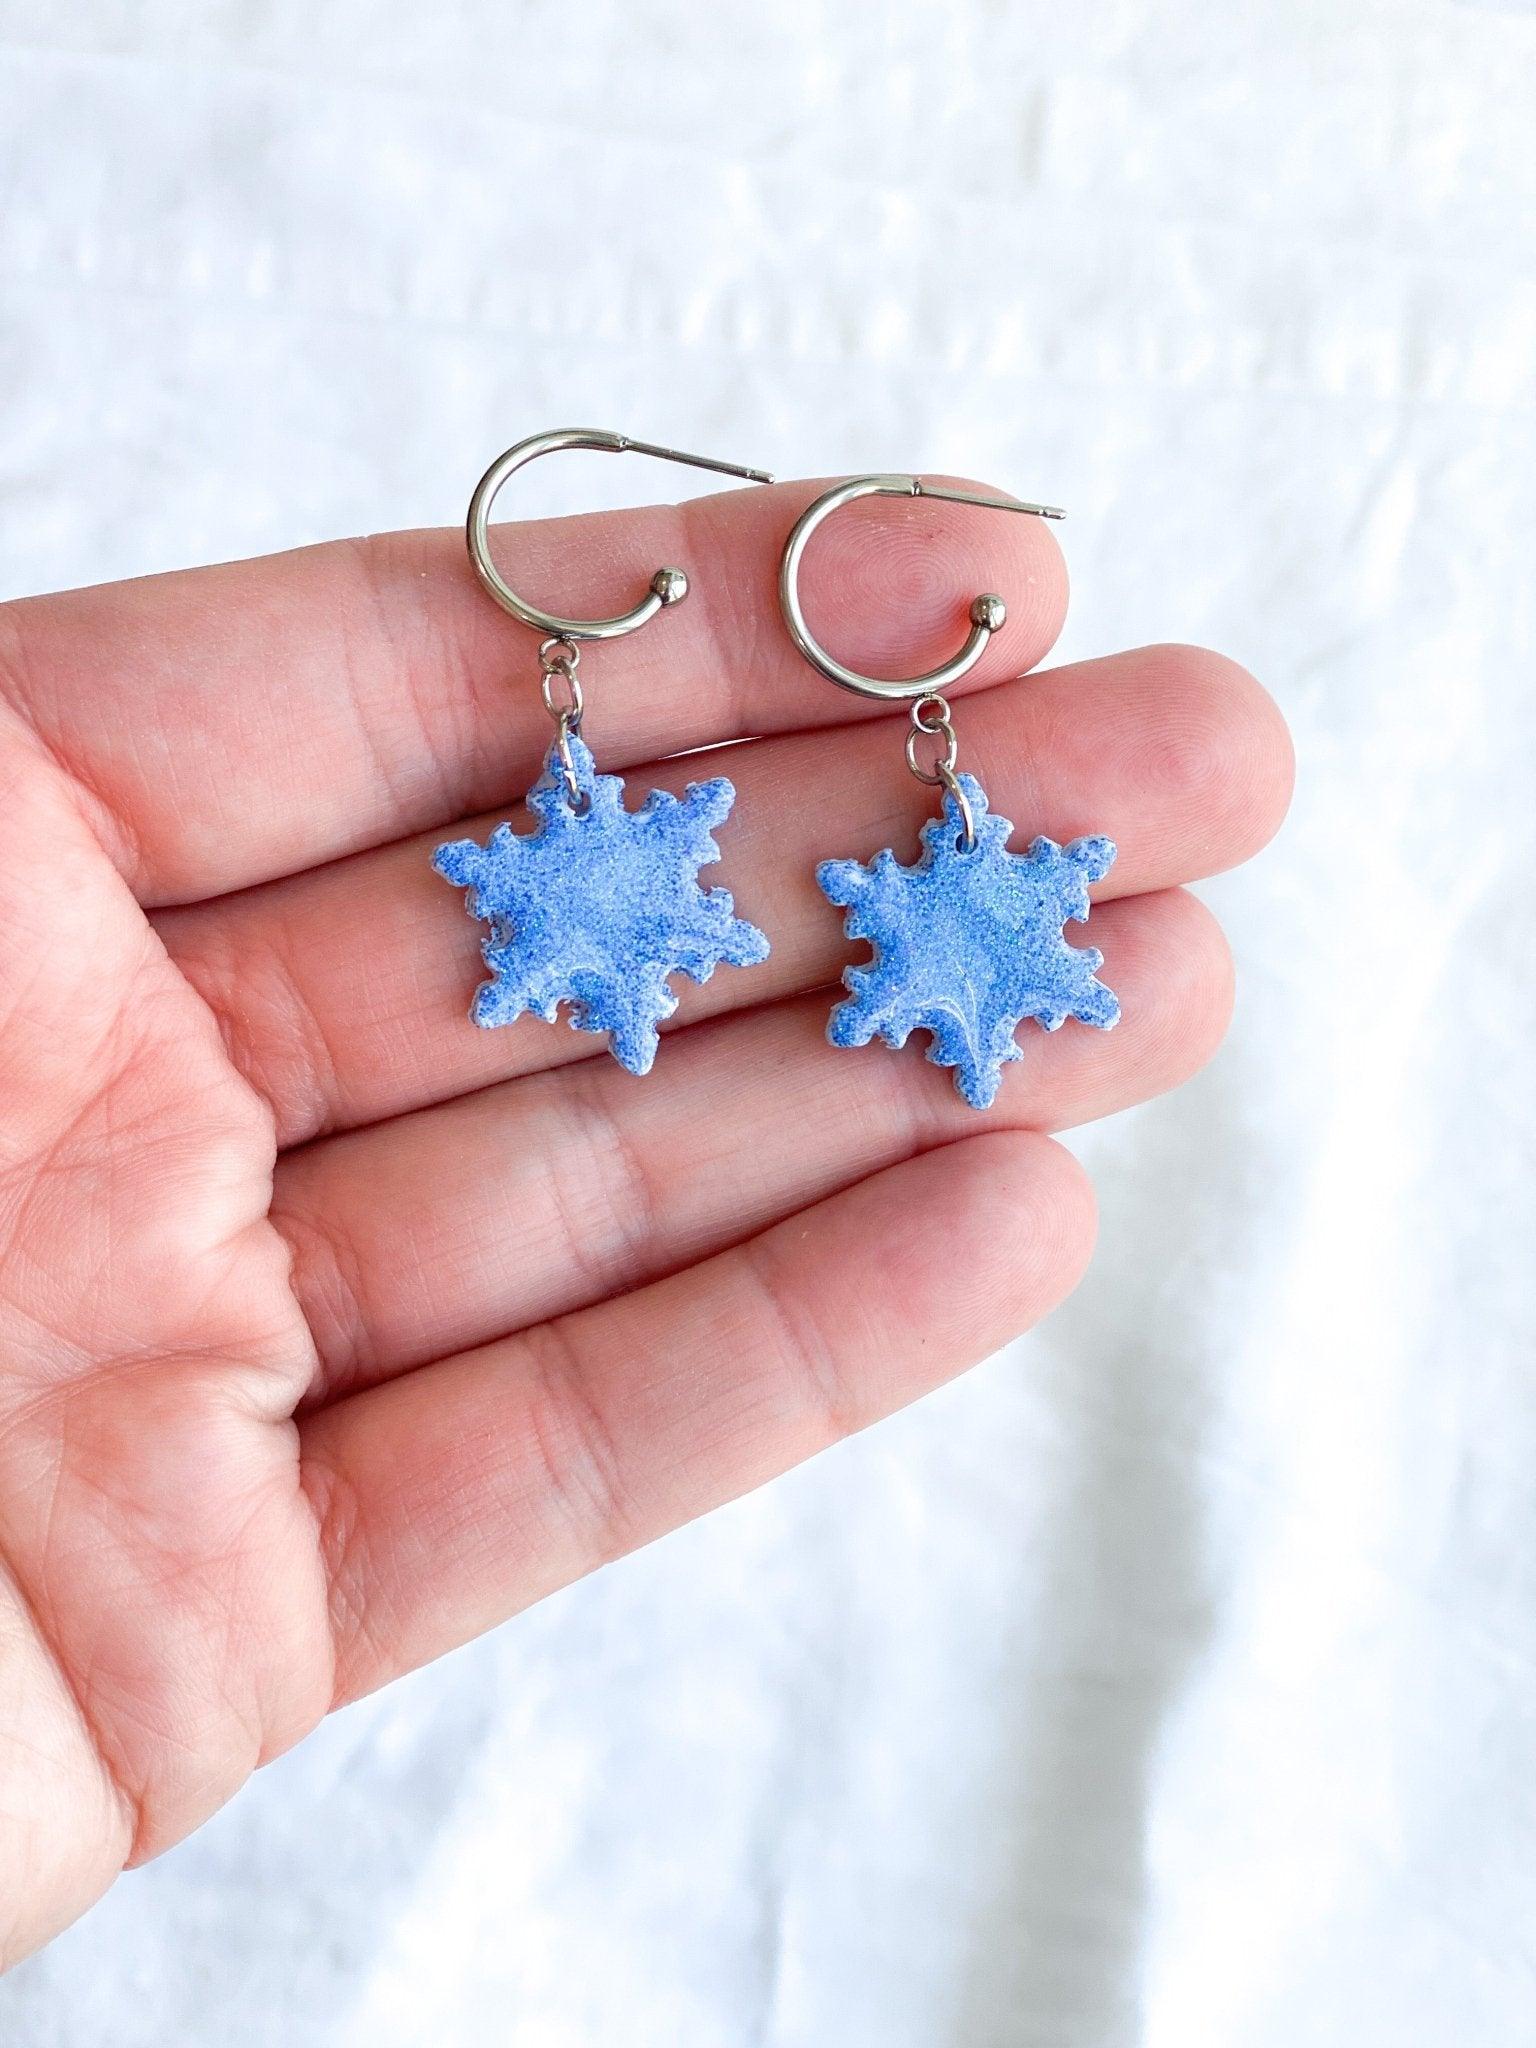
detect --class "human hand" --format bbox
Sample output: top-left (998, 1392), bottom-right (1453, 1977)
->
top-left (0, 480), bottom-right (1291, 1961)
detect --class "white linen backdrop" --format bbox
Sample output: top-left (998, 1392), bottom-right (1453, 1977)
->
top-left (1, 3), bottom-right (1532, 2041)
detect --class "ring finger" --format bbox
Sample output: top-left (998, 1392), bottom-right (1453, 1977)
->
top-left (275, 886), bottom-right (1233, 1407)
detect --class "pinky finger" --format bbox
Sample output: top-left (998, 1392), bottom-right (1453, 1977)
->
top-left (300, 1131), bottom-right (1097, 1704)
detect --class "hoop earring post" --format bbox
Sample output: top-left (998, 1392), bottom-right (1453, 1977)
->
top-left (910, 479), bottom-right (1065, 521)
top-left (777, 474), bottom-right (1066, 703)
top-left (467, 427), bottom-right (774, 643)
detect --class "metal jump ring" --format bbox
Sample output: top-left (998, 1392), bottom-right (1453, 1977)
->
top-left (538, 635), bottom-right (582, 671)
top-left (937, 761), bottom-right (977, 852)
top-left (553, 710), bottom-right (590, 815)
top-left (539, 640), bottom-right (585, 727)
top-left (907, 695), bottom-right (976, 851)
top-left (905, 697), bottom-right (959, 784)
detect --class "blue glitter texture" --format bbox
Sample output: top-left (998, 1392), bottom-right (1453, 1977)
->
top-left (817, 773), bottom-right (1120, 1110)
top-left (433, 734), bottom-right (769, 1074)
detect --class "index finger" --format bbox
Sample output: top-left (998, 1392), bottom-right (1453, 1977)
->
top-left (0, 476), bottom-right (1068, 907)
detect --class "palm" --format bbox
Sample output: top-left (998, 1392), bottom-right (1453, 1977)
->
top-left (0, 483), bottom-right (1290, 1963)
top-left (0, 739), bottom-right (331, 1953)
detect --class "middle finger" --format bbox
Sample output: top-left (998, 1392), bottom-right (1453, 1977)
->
top-left (160, 641), bottom-right (1288, 1148)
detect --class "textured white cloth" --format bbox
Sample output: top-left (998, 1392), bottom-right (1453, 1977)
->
top-left (1, 3), bottom-right (1533, 2041)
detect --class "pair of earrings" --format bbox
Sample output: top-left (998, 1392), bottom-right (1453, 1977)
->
top-left (433, 428), bottom-right (1119, 1110)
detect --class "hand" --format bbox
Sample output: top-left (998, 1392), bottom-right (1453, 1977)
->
top-left (0, 481), bottom-right (1291, 1961)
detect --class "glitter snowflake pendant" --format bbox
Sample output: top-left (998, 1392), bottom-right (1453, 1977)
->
top-left (817, 774), bottom-right (1119, 1110)
top-left (433, 734), bottom-right (769, 1074)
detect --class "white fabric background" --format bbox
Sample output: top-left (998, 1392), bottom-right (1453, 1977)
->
top-left (1, 2), bottom-right (1533, 2041)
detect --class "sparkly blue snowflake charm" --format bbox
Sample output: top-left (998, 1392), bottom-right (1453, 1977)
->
top-left (817, 774), bottom-right (1119, 1110)
top-left (433, 734), bottom-right (768, 1074)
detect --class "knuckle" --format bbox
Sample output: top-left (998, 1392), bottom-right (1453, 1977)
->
top-left (523, 1324), bottom-right (637, 1570)
top-left (165, 910), bottom-right (339, 1147)
top-left (269, 1184), bottom-right (370, 1400)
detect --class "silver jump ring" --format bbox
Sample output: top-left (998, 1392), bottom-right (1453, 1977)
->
top-left (905, 696), bottom-right (959, 784)
top-left (539, 640), bottom-right (585, 728)
top-left (907, 693), bottom-right (976, 851)
top-left (553, 710), bottom-right (591, 815)
top-left (538, 635), bottom-right (582, 672)
top-left (937, 760), bottom-right (977, 852)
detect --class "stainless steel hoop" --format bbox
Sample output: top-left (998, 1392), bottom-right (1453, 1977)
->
top-left (466, 428), bottom-right (774, 643)
top-left (776, 475), bottom-right (1064, 702)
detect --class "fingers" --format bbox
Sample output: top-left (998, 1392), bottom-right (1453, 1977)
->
top-left (162, 642), bottom-right (1292, 1147)
top-left (299, 1129), bottom-right (1096, 1704)
top-left (275, 888), bottom-right (1231, 1405)
top-left (0, 479), bottom-right (1066, 906)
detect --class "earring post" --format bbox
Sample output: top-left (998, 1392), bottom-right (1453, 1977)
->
top-left (777, 471), bottom-right (1068, 702)
top-left (618, 437), bottom-right (775, 485)
top-left (912, 480), bottom-right (1065, 520)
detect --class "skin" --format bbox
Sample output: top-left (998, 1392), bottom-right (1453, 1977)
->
top-left (0, 478), bottom-right (1293, 1963)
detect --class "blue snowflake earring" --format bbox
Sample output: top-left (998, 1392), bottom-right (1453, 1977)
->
top-left (434, 429), bottom-right (774, 1073)
top-left (778, 475), bottom-right (1120, 1110)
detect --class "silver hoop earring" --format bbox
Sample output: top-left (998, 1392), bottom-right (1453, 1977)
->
top-left (434, 429), bottom-right (774, 1075)
top-left (778, 475), bottom-right (1120, 1110)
